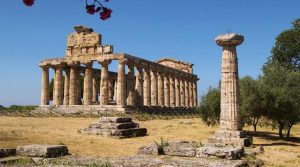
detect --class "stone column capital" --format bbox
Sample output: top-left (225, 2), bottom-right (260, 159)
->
top-left (98, 60), bottom-right (112, 66)
top-left (117, 58), bottom-right (128, 65)
top-left (67, 61), bottom-right (80, 67)
top-left (215, 33), bottom-right (244, 47)
top-left (82, 61), bottom-right (93, 67)
top-left (39, 64), bottom-right (50, 70)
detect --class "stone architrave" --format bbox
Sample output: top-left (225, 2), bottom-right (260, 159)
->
top-left (143, 67), bottom-right (151, 106)
top-left (157, 71), bottom-right (164, 106)
top-left (68, 62), bottom-right (79, 105)
top-left (163, 72), bottom-right (170, 107)
top-left (135, 66), bottom-right (144, 107)
top-left (99, 60), bottom-right (111, 106)
top-left (83, 62), bottom-right (93, 105)
top-left (169, 75), bottom-right (176, 107)
top-left (40, 65), bottom-right (50, 105)
top-left (116, 58), bottom-right (127, 106)
top-left (150, 67), bottom-right (158, 106)
top-left (53, 65), bottom-right (63, 106)
top-left (208, 33), bottom-right (250, 147)
top-left (63, 68), bottom-right (70, 105)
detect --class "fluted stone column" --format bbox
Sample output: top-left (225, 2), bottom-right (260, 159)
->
top-left (114, 80), bottom-right (117, 101)
top-left (135, 66), bottom-right (144, 106)
top-left (127, 65), bottom-right (135, 106)
top-left (40, 66), bottom-right (50, 106)
top-left (169, 75), bottom-right (176, 107)
top-left (185, 79), bottom-right (190, 107)
top-left (77, 69), bottom-right (82, 105)
top-left (157, 72), bottom-right (164, 106)
top-left (180, 79), bottom-right (185, 107)
top-left (53, 66), bottom-right (63, 106)
top-left (83, 62), bottom-right (93, 105)
top-left (143, 67), bottom-right (151, 106)
top-left (109, 80), bottom-right (115, 102)
top-left (216, 33), bottom-right (244, 131)
top-left (175, 77), bottom-right (181, 106)
top-left (117, 58), bottom-right (127, 106)
top-left (92, 76), bottom-right (98, 103)
top-left (150, 67), bottom-right (158, 106)
top-left (189, 80), bottom-right (193, 107)
top-left (163, 73), bottom-right (170, 107)
top-left (63, 68), bottom-right (70, 105)
top-left (99, 60), bottom-right (111, 106)
top-left (193, 80), bottom-right (197, 107)
top-left (69, 63), bottom-right (79, 105)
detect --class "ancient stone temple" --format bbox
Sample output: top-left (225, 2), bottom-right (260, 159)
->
top-left (207, 33), bottom-right (250, 146)
top-left (38, 25), bottom-right (199, 113)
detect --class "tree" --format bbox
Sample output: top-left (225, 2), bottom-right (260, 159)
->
top-left (199, 87), bottom-right (220, 127)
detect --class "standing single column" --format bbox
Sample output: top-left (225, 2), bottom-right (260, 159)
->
top-left (92, 76), bottom-right (98, 103)
top-left (99, 60), bottom-right (111, 106)
top-left (193, 80), bottom-right (198, 107)
top-left (185, 79), bottom-right (190, 107)
top-left (135, 66), bottom-right (144, 107)
top-left (83, 62), bottom-right (93, 105)
top-left (117, 58), bottom-right (127, 106)
top-left (63, 68), bottom-right (70, 105)
top-left (180, 78), bottom-right (185, 107)
top-left (143, 67), bottom-right (151, 106)
top-left (216, 33), bottom-right (244, 131)
top-left (40, 65), bottom-right (50, 106)
top-left (150, 67), bottom-right (158, 106)
top-left (157, 72), bottom-right (164, 107)
top-left (53, 65), bottom-right (63, 106)
top-left (175, 77), bottom-right (181, 106)
top-left (163, 73), bottom-right (170, 107)
top-left (189, 80), bottom-right (194, 107)
top-left (127, 65), bottom-right (135, 106)
top-left (68, 63), bottom-right (79, 105)
top-left (169, 75), bottom-right (176, 107)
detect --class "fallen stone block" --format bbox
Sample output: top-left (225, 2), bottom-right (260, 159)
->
top-left (16, 145), bottom-right (68, 158)
top-left (163, 141), bottom-right (197, 157)
top-left (196, 146), bottom-right (244, 160)
top-left (0, 148), bottom-right (16, 158)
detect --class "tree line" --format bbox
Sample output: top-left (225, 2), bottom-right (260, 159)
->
top-left (199, 18), bottom-right (300, 139)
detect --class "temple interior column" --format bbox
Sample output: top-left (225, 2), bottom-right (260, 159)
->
top-left (77, 69), bottom-right (82, 105)
top-left (135, 66), bottom-right (144, 107)
top-left (127, 65), bottom-right (135, 106)
top-left (53, 65), bottom-right (63, 106)
top-left (69, 63), bottom-right (79, 105)
top-left (169, 75), bottom-right (176, 107)
top-left (143, 67), bottom-right (151, 106)
top-left (92, 75), bottom-right (98, 103)
top-left (175, 77), bottom-right (181, 106)
top-left (113, 80), bottom-right (117, 101)
top-left (99, 60), bottom-right (111, 106)
top-left (150, 67), bottom-right (158, 106)
top-left (63, 68), bottom-right (70, 105)
top-left (163, 73), bottom-right (170, 107)
top-left (109, 79), bottom-right (114, 102)
top-left (83, 62), bottom-right (93, 105)
top-left (40, 65), bottom-right (50, 105)
top-left (157, 71), bottom-right (164, 106)
top-left (185, 79), bottom-right (190, 107)
top-left (180, 78), bottom-right (185, 107)
top-left (116, 59), bottom-right (126, 106)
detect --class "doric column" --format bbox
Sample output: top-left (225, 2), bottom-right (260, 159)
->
top-left (150, 67), bottom-right (158, 106)
top-left (114, 80), bottom-right (117, 101)
top-left (169, 75), bottom-right (176, 107)
top-left (163, 73), bottom-right (170, 107)
top-left (193, 80), bottom-right (198, 107)
top-left (92, 76), bottom-right (98, 103)
top-left (157, 71), bottom-right (164, 106)
top-left (180, 78), bottom-right (185, 107)
top-left (68, 63), bottom-right (79, 105)
top-left (109, 80), bottom-right (114, 102)
top-left (99, 60), bottom-right (111, 106)
top-left (175, 77), bottom-right (181, 106)
top-left (53, 65), bottom-right (63, 106)
top-left (77, 69), bottom-right (82, 105)
top-left (135, 66), bottom-right (143, 107)
top-left (126, 65), bottom-right (135, 106)
top-left (185, 79), bottom-right (190, 107)
top-left (83, 62), bottom-right (93, 105)
top-left (63, 68), bottom-right (70, 105)
top-left (189, 80), bottom-right (194, 107)
top-left (117, 58), bottom-right (127, 106)
top-left (216, 33), bottom-right (244, 131)
top-left (40, 65), bottom-right (50, 106)
top-left (143, 67), bottom-right (151, 106)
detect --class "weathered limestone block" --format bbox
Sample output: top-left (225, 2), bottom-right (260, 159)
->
top-left (163, 141), bottom-right (197, 157)
top-left (137, 144), bottom-right (158, 155)
top-left (16, 145), bottom-right (68, 158)
top-left (99, 117), bottom-right (132, 123)
top-left (196, 146), bottom-right (244, 160)
top-left (0, 148), bottom-right (16, 158)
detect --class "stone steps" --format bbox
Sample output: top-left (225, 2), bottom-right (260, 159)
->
top-left (80, 117), bottom-right (147, 138)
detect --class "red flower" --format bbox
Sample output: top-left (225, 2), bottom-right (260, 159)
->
top-left (23, 0), bottom-right (34, 6)
top-left (100, 8), bottom-right (112, 20)
top-left (86, 5), bottom-right (96, 15)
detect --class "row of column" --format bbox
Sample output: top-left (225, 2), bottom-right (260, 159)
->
top-left (40, 59), bottom-right (198, 108)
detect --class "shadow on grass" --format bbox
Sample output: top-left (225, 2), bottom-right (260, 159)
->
top-left (244, 130), bottom-right (300, 147)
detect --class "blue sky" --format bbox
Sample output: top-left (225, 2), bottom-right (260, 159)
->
top-left (0, 0), bottom-right (299, 106)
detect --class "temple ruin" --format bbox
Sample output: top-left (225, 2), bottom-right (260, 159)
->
top-left (38, 25), bottom-right (199, 113)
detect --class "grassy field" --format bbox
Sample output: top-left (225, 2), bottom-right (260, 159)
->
top-left (0, 116), bottom-right (299, 167)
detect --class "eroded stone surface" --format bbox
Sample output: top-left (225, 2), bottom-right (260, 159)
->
top-left (16, 145), bottom-right (68, 158)
top-left (0, 148), bottom-right (16, 158)
top-left (196, 146), bottom-right (244, 160)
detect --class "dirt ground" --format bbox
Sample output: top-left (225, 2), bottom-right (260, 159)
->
top-left (0, 116), bottom-right (299, 167)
